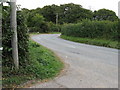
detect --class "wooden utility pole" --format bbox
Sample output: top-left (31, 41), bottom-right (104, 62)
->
top-left (56, 13), bottom-right (59, 32)
top-left (56, 13), bottom-right (58, 25)
top-left (10, 0), bottom-right (19, 69)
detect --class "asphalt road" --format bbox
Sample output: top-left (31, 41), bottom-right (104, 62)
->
top-left (31, 34), bottom-right (118, 88)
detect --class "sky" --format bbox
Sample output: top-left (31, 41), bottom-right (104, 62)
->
top-left (16, 0), bottom-right (119, 16)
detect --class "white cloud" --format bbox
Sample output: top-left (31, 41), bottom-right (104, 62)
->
top-left (16, 0), bottom-right (119, 16)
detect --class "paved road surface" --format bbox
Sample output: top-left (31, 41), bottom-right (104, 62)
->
top-left (31, 34), bottom-right (118, 88)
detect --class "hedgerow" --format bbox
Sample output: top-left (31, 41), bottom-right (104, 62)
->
top-left (61, 20), bottom-right (119, 41)
top-left (2, 6), bottom-right (29, 68)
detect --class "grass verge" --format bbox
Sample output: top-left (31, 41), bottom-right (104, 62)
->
top-left (2, 40), bottom-right (63, 88)
top-left (48, 32), bottom-right (61, 34)
top-left (30, 32), bottom-right (61, 35)
top-left (61, 35), bottom-right (119, 49)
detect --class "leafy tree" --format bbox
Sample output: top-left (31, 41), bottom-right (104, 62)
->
top-left (41, 4), bottom-right (59, 23)
top-left (27, 13), bottom-right (49, 33)
top-left (32, 14), bottom-right (45, 26)
top-left (21, 8), bottom-right (30, 21)
top-left (58, 3), bottom-right (93, 24)
top-left (24, 3), bottom-right (93, 24)
top-left (93, 9), bottom-right (118, 21)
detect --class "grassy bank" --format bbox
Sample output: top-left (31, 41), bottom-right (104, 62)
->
top-left (61, 35), bottom-right (119, 49)
top-left (2, 40), bottom-right (63, 88)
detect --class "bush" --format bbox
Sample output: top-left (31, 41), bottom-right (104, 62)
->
top-left (27, 13), bottom-right (50, 33)
top-left (47, 22), bottom-right (61, 32)
top-left (28, 22), bottom-right (49, 33)
top-left (61, 20), bottom-right (118, 41)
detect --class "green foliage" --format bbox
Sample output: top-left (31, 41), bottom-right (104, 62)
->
top-left (41, 5), bottom-right (58, 23)
top-left (61, 35), bottom-right (119, 49)
top-left (24, 3), bottom-right (94, 25)
top-left (47, 22), bottom-right (61, 32)
top-left (28, 14), bottom-right (48, 33)
top-left (58, 3), bottom-right (93, 24)
top-left (2, 6), bottom-right (13, 66)
top-left (26, 13), bottom-right (49, 33)
top-left (2, 40), bottom-right (63, 88)
top-left (93, 9), bottom-right (118, 21)
top-left (61, 20), bottom-right (118, 41)
top-left (2, 6), bottom-right (29, 67)
top-left (22, 3), bottom-right (118, 33)
top-left (17, 11), bottom-right (29, 66)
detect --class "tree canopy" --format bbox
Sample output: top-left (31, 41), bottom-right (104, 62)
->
top-left (93, 9), bottom-right (118, 21)
top-left (22, 3), bottom-right (118, 25)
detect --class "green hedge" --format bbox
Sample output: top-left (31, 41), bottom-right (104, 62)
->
top-left (61, 20), bottom-right (119, 41)
top-left (2, 6), bottom-right (29, 67)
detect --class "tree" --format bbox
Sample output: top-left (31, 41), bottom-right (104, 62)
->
top-left (27, 13), bottom-right (49, 33)
top-left (41, 4), bottom-right (59, 23)
top-left (10, 0), bottom-right (19, 69)
top-left (93, 9), bottom-right (118, 21)
top-left (26, 3), bottom-right (93, 24)
top-left (58, 3), bottom-right (93, 24)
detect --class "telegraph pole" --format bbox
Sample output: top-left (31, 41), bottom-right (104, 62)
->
top-left (56, 13), bottom-right (59, 32)
top-left (10, 0), bottom-right (19, 69)
top-left (0, 2), bottom-right (2, 89)
top-left (56, 13), bottom-right (58, 25)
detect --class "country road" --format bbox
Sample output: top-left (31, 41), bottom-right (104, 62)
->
top-left (31, 34), bottom-right (118, 88)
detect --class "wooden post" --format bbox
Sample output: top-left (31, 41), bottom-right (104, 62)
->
top-left (0, 3), bottom-right (2, 90)
top-left (56, 13), bottom-right (58, 25)
top-left (56, 13), bottom-right (59, 32)
top-left (10, 0), bottom-right (19, 69)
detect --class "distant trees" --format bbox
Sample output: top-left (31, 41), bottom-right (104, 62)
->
top-left (35, 4), bottom-right (118, 24)
top-left (93, 9), bottom-right (118, 21)
top-left (58, 3), bottom-right (93, 24)
top-left (41, 4), bottom-right (58, 23)
top-left (20, 3), bottom-right (119, 33)
top-left (40, 3), bottom-right (93, 24)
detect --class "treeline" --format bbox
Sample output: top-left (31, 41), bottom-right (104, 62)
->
top-left (21, 3), bottom-right (118, 33)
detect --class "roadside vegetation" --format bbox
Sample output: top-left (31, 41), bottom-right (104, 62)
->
top-left (61, 35), bottom-right (119, 49)
top-left (2, 2), bottom-right (119, 88)
top-left (61, 20), bottom-right (119, 49)
top-left (3, 40), bottom-right (63, 88)
top-left (2, 6), bottom-right (63, 88)
top-left (22, 3), bottom-right (119, 49)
